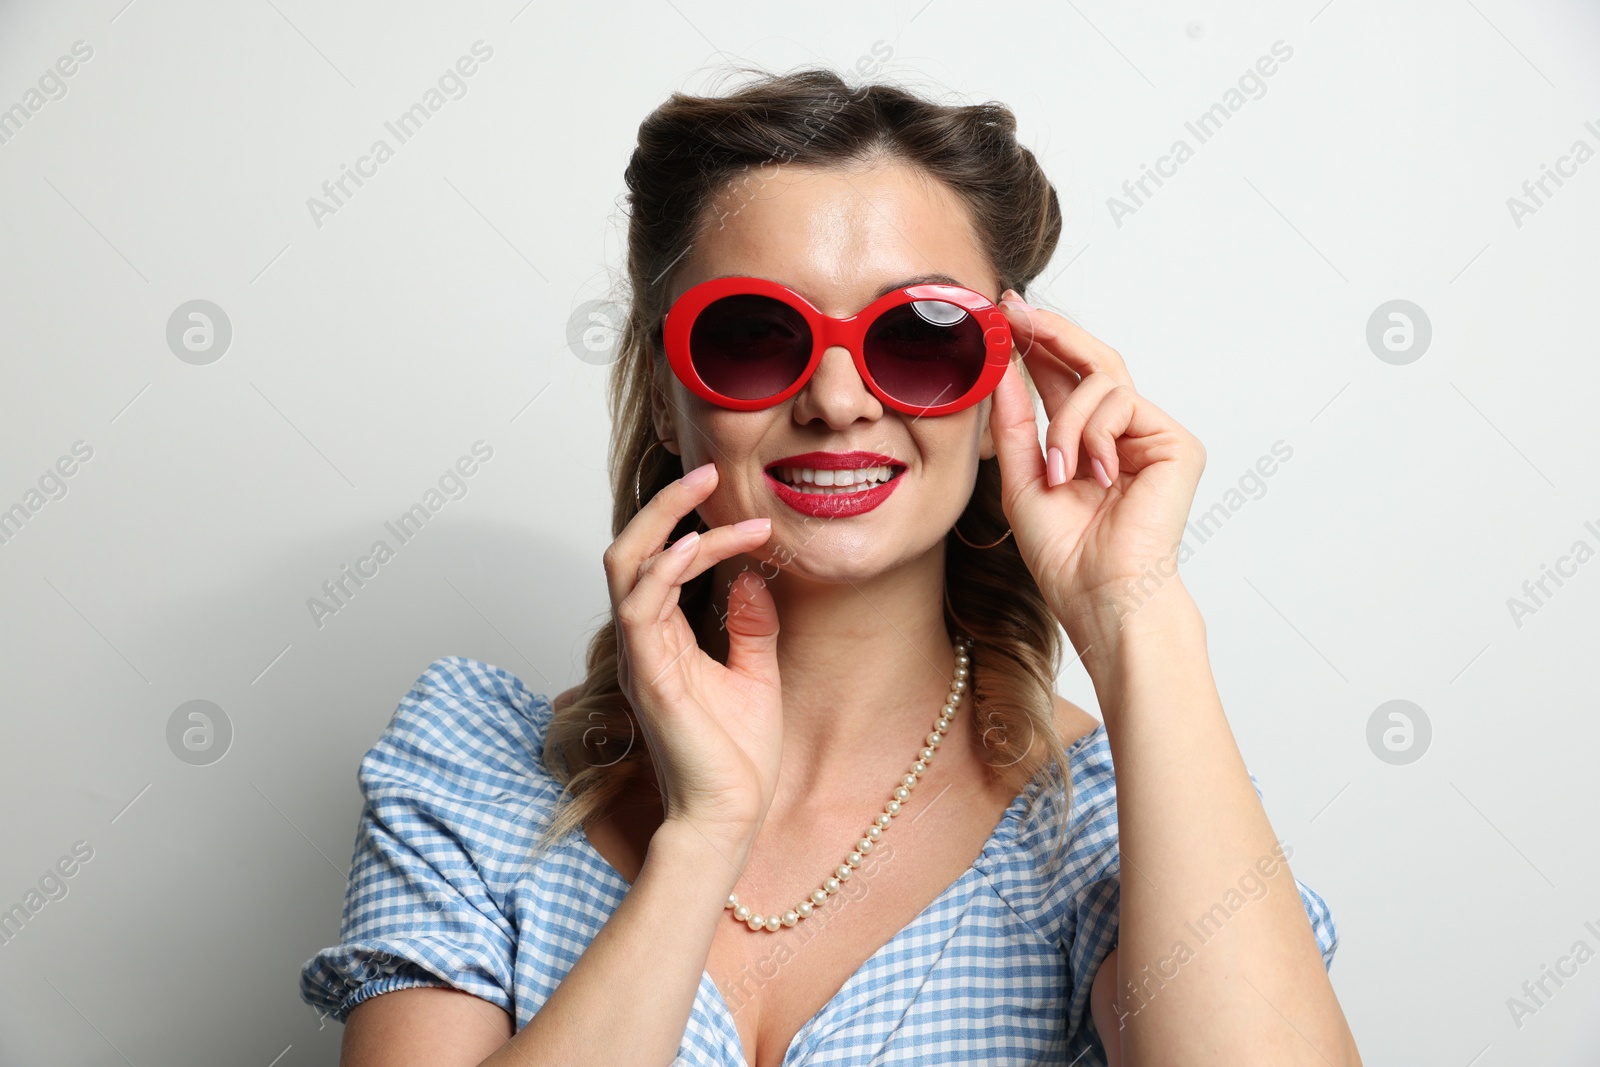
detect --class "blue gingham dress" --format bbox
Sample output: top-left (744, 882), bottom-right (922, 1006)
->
top-left (300, 657), bottom-right (1339, 1065)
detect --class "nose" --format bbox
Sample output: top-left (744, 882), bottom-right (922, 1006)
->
top-left (789, 344), bottom-right (882, 429)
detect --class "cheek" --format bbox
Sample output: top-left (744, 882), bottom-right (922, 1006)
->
top-left (680, 413), bottom-right (772, 499)
top-left (917, 418), bottom-right (985, 474)
top-left (977, 400), bottom-right (996, 458)
top-left (675, 406), bottom-right (756, 465)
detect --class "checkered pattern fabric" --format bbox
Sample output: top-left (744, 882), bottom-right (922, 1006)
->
top-left (300, 657), bottom-right (1338, 1064)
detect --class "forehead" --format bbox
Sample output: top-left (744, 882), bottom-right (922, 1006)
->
top-left (667, 161), bottom-right (998, 315)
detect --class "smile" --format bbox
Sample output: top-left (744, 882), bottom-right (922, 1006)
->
top-left (763, 451), bottom-right (906, 518)
top-left (769, 465), bottom-right (898, 493)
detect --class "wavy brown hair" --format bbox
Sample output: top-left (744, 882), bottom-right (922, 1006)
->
top-left (532, 66), bottom-right (1082, 870)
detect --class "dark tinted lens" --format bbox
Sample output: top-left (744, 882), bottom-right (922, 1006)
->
top-left (863, 299), bottom-right (985, 408)
top-left (689, 294), bottom-right (812, 402)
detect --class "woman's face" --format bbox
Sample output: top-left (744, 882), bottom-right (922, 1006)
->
top-left (652, 159), bottom-right (1002, 582)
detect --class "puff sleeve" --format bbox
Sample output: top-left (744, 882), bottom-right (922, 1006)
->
top-left (1053, 739), bottom-right (1341, 1065)
top-left (298, 658), bottom-right (536, 1022)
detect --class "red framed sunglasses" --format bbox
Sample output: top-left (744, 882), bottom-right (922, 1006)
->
top-left (659, 275), bottom-right (1013, 417)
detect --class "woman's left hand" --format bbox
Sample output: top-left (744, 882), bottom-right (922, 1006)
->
top-left (985, 291), bottom-right (1207, 637)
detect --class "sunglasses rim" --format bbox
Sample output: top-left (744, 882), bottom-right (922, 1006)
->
top-left (660, 274), bottom-right (1013, 416)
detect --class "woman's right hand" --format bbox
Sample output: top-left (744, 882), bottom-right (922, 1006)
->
top-left (603, 459), bottom-right (783, 862)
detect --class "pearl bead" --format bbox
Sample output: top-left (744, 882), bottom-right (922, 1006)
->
top-left (725, 637), bottom-right (966, 932)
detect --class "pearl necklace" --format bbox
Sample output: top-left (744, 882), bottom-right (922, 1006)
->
top-left (724, 635), bottom-right (972, 933)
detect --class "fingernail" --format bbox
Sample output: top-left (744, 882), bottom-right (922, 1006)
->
top-left (682, 461), bottom-right (716, 487)
top-left (733, 517), bottom-right (771, 534)
top-left (671, 530), bottom-right (701, 553)
top-left (1091, 457), bottom-right (1112, 488)
top-left (1046, 447), bottom-right (1066, 487)
top-left (1000, 293), bottom-right (1034, 312)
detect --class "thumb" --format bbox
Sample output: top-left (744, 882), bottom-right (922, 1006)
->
top-left (988, 355), bottom-right (1046, 494)
top-left (723, 568), bottom-right (781, 686)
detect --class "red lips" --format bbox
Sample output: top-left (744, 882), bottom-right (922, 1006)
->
top-left (762, 451), bottom-right (905, 518)
top-left (765, 450), bottom-right (902, 471)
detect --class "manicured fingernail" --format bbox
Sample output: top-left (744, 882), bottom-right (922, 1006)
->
top-left (732, 517), bottom-right (771, 534)
top-left (682, 461), bottom-right (716, 487)
top-left (1091, 457), bottom-right (1112, 488)
top-left (670, 530), bottom-right (701, 553)
top-left (1000, 292), bottom-right (1034, 312)
top-left (1046, 446), bottom-right (1066, 487)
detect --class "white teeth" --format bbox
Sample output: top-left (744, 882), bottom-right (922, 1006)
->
top-left (772, 465), bottom-right (897, 493)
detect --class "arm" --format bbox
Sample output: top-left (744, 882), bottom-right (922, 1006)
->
top-left (985, 290), bottom-right (1359, 1064)
top-left (1089, 947), bottom-right (1122, 1066)
top-left (339, 820), bottom-right (746, 1067)
top-left (1071, 585), bottom-right (1360, 1066)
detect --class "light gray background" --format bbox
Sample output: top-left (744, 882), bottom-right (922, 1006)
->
top-left (2, 1), bottom-right (1597, 1064)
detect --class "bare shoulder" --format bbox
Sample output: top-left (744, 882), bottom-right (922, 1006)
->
top-left (1051, 692), bottom-right (1101, 748)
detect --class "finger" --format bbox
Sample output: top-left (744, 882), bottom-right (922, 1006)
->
top-left (605, 461), bottom-right (718, 609)
top-left (625, 514), bottom-right (775, 619)
top-left (1071, 384), bottom-right (1138, 485)
top-left (1039, 371), bottom-right (1121, 484)
top-left (987, 354), bottom-right (1047, 499)
top-left (615, 530), bottom-right (704, 644)
top-left (1000, 293), bottom-right (1081, 417)
top-left (672, 517), bottom-right (774, 586)
top-left (1082, 389), bottom-right (1198, 486)
top-left (999, 293), bottom-right (1134, 398)
top-left (723, 569), bottom-right (781, 688)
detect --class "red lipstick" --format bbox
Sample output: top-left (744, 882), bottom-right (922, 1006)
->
top-left (763, 451), bottom-right (905, 518)
top-left (766, 450), bottom-right (901, 469)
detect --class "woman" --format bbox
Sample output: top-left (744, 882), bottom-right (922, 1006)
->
top-left (301, 68), bottom-right (1359, 1065)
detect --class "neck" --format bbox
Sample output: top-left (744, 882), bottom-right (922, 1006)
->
top-left (694, 541), bottom-right (966, 815)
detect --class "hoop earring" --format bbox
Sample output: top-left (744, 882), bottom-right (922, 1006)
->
top-left (952, 520), bottom-right (1012, 550)
top-left (634, 439), bottom-right (711, 534)
top-left (634, 438), bottom-right (674, 511)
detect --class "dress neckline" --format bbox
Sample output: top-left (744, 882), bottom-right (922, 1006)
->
top-left (569, 761), bottom-right (1050, 1067)
top-left (538, 686), bottom-right (1108, 1066)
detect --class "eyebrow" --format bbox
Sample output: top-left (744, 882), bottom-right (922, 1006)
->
top-left (872, 273), bottom-right (965, 299)
top-left (705, 272), bottom-right (969, 303)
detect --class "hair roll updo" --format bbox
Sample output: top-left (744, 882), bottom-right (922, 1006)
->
top-left (533, 66), bottom-right (1079, 869)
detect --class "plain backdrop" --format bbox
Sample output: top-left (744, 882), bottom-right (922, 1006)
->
top-left (2, 1), bottom-right (1598, 1064)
